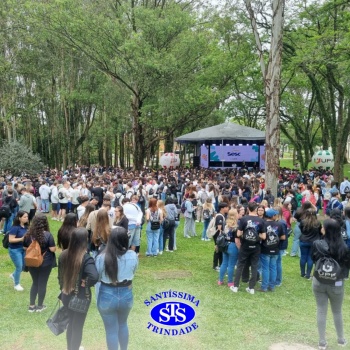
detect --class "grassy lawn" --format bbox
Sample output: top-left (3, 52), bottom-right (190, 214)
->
top-left (280, 158), bottom-right (350, 176)
top-left (1, 218), bottom-right (350, 350)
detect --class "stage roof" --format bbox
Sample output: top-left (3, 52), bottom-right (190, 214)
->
top-left (175, 122), bottom-right (265, 144)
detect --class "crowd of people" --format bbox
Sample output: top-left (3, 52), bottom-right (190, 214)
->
top-left (2, 165), bottom-right (350, 350)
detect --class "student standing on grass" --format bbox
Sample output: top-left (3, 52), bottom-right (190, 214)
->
top-left (96, 227), bottom-right (138, 350)
top-left (59, 228), bottom-right (98, 350)
top-left (312, 219), bottom-right (350, 350)
top-left (299, 208), bottom-right (322, 280)
top-left (8, 210), bottom-right (29, 292)
top-left (259, 208), bottom-right (285, 292)
top-left (213, 202), bottom-right (229, 271)
top-left (183, 194), bottom-right (197, 238)
top-left (231, 201), bottom-right (266, 295)
top-left (218, 208), bottom-right (239, 287)
top-left (23, 214), bottom-right (56, 312)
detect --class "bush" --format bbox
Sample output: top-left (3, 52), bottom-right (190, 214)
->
top-left (0, 140), bottom-right (45, 176)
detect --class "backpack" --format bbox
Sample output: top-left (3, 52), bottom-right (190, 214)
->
top-left (25, 239), bottom-right (45, 267)
top-left (2, 231), bottom-right (10, 249)
top-left (206, 214), bottom-right (224, 239)
top-left (222, 189), bottom-right (231, 199)
top-left (340, 225), bottom-right (348, 241)
top-left (345, 186), bottom-right (350, 193)
top-left (0, 204), bottom-right (11, 219)
top-left (290, 197), bottom-right (298, 212)
top-left (216, 231), bottom-right (229, 252)
top-left (203, 209), bottom-right (211, 220)
top-left (148, 188), bottom-right (154, 196)
top-left (114, 194), bottom-right (124, 207)
top-left (324, 190), bottom-right (331, 201)
top-left (150, 210), bottom-right (160, 230)
top-left (265, 225), bottom-right (280, 250)
top-left (181, 200), bottom-right (187, 214)
top-left (325, 198), bottom-right (336, 216)
top-left (138, 194), bottom-right (145, 203)
top-left (242, 222), bottom-right (259, 244)
top-left (58, 191), bottom-right (64, 200)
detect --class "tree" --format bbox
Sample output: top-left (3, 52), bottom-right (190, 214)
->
top-left (244, 0), bottom-right (285, 194)
top-left (0, 141), bottom-right (44, 175)
top-left (284, 0), bottom-right (350, 182)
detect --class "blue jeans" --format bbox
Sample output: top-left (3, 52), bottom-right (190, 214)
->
top-left (4, 213), bottom-right (14, 233)
top-left (97, 284), bottom-right (133, 350)
top-left (174, 221), bottom-right (179, 249)
top-left (276, 250), bottom-right (284, 285)
top-left (219, 243), bottom-right (239, 284)
top-left (300, 241), bottom-right (313, 278)
top-left (260, 254), bottom-right (278, 291)
top-left (146, 225), bottom-right (160, 256)
top-left (158, 225), bottom-right (164, 253)
top-left (176, 192), bottom-right (182, 205)
top-left (202, 219), bottom-right (210, 239)
top-left (291, 222), bottom-right (301, 257)
top-left (9, 247), bottom-right (24, 285)
top-left (41, 198), bottom-right (49, 212)
top-left (128, 227), bottom-right (141, 248)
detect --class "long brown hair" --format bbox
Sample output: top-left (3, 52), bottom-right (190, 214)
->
top-left (25, 214), bottom-right (49, 246)
top-left (78, 204), bottom-right (95, 228)
top-left (92, 210), bottom-right (110, 246)
top-left (59, 228), bottom-right (88, 294)
top-left (148, 198), bottom-right (157, 211)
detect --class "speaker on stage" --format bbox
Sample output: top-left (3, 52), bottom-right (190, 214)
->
top-left (193, 156), bottom-right (200, 168)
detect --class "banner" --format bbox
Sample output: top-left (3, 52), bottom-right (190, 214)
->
top-left (200, 145), bottom-right (209, 168)
top-left (209, 145), bottom-right (259, 162)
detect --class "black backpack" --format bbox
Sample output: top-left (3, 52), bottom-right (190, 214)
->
top-left (242, 223), bottom-right (259, 244)
top-left (203, 209), bottom-right (211, 220)
top-left (314, 240), bottom-right (342, 284)
top-left (0, 204), bottom-right (11, 219)
top-left (216, 232), bottom-right (229, 252)
top-left (290, 197), bottom-right (298, 212)
top-left (340, 225), bottom-right (348, 241)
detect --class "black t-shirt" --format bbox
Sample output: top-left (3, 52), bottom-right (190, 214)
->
top-left (213, 213), bottom-right (225, 242)
top-left (261, 220), bottom-right (284, 255)
top-left (91, 187), bottom-right (104, 205)
top-left (238, 215), bottom-right (266, 250)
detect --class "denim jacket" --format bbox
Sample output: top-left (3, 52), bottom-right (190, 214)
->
top-left (95, 250), bottom-right (138, 284)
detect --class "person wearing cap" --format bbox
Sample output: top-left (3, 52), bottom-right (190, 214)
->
top-left (259, 208), bottom-right (285, 292)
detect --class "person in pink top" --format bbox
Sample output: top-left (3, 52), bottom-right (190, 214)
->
top-left (282, 201), bottom-right (292, 229)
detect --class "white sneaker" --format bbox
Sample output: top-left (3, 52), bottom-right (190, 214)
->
top-left (195, 220), bottom-right (199, 223)
top-left (230, 286), bottom-right (238, 293)
top-left (205, 238), bottom-right (211, 241)
top-left (246, 287), bottom-right (254, 295)
top-left (201, 238), bottom-right (205, 241)
top-left (14, 284), bottom-right (24, 292)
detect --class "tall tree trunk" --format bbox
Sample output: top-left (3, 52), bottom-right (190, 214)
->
top-left (131, 93), bottom-right (145, 169)
top-left (245, 0), bottom-right (285, 195)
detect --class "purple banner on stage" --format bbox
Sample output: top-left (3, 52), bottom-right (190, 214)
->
top-left (260, 146), bottom-right (265, 169)
top-left (209, 145), bottom-right (259, 162)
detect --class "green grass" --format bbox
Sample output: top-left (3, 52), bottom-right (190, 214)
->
top-left (280, 158), bottom-right (350, 176)
top-left (1, 218), bottom-right (350, 350)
